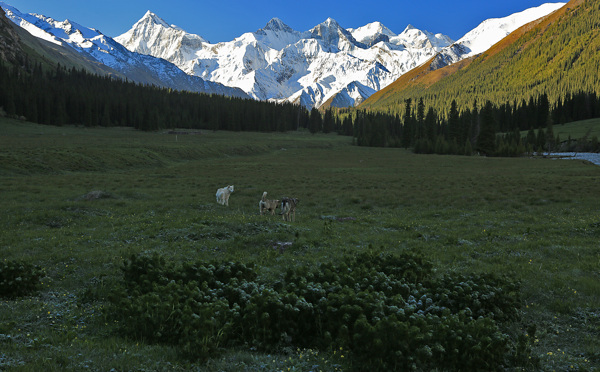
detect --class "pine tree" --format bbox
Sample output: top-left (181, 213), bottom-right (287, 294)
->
top-left (476, 101), bottom-right (497, 156)
top-left (464, 140), bottom-right (473, 156)
top-left (416, 97), bottom-right (425, 139)
top-left (545, 122), bottom-right (555, 152)
top-left (100, 103), bottom-right (111, 127)
top-left (309, 108), bottom-right (322, 134)
top-left (322, 109), bottom-right (334, 133)
top-left (401, 98), bottom-right (412, 148)
top-left (448, 99), bottom-right (460, 144)
top-left (424, 107), bottom-right (437, 142)
top-left (537, 93), bottom-right (550, 128)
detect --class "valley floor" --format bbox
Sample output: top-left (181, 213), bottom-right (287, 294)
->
top-left (0, 120), bottom-right (598, 371)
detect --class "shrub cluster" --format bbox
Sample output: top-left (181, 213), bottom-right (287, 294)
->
top-left (108, 251), bottom-right (534, 370)
top-left (0, 260), bottom-right (45, 298)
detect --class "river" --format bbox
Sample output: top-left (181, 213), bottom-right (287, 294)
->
top-left (549, 152), bottom-right (600, 166)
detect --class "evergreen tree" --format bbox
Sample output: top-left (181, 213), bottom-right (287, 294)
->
top-left (537, 93), bottom-right (550, 128)
top-left (309, 108), bottom-right (322, 134)
top-left (476, 101), bottom-right (497, 156)
top-left (424, 107), bottom-right (437, 142)
top-left (322, 109), bottom-right (334, 133)
top-left (416, 97), bottom-right (425, 140)
top-left (464, 140), bottom-right (473, 156)
top-left (401, 98), bottom-right (412, 148)
top-left (447, 99), bottom-right (460, 144)
top-left (100, 103), bottom-right (111, 127)
top-left (545, 122), bottom-right (555, 152)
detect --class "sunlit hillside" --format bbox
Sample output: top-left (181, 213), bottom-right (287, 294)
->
top-left (361, 0), bottom-right (599, 116)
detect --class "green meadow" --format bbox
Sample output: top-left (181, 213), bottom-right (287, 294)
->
top-left (0, 117), bottom-right (599, 371)
top-left (552, 118), bottom-right (600, 142)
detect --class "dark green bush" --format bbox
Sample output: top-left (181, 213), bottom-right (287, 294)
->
top-left (108, 250), bottom-right (533, 370)
top-left (0, 260), bottom-right (45, 298)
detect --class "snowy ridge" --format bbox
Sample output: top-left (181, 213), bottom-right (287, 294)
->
top-left (117, 13), bottom-right (456, 108)
top-left (116, 3), bottom-right (563, 109)
top-left (0, 2), bottom-right (248, 98)
top-left (1, 1), bottom-right (567, 108)
top-left (348, 22), bottom-right (396, 47)
top-left (434, 2), bottom-right (566, 68)
top-left (329, 81), bottom-right (377, 108)
top-left (115, 11), bottom-right (209, 69)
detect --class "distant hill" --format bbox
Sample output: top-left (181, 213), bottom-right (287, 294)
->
top-left (360, 0), bottom-right (598, 116)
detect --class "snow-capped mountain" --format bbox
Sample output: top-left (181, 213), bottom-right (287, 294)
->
top-left (0, 2), bottom-right (248, 98)
top-left (327, 81), bottom-right (377, 108)
top-left (117, 13), bottom-right (456, 108)
top-left (433, 2), bottom-right (566, 69)
top-left (348, 22), bottom-right (396, 47)
top-left (1, 1), bottom-right (567, 109)
top-left (330, 3), bottom-right (565, 107)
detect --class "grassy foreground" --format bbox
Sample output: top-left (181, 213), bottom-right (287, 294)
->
top-left (0, 118), bottom-right (599, 371)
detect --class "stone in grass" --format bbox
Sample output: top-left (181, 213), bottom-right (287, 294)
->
top-left (272, 241), bottom-right (293, 253)
top-left (82, 190), bottom-right (112, 201)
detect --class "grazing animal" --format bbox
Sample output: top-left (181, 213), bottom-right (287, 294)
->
top-left (280, 197), bottom-right (299, 221)
top-left (216, 185), bottom-right (234, 206)
top-left (259, 191), bottom-right (280, 215)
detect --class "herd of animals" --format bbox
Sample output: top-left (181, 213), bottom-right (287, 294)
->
top-left (215, 185), bottom-right (299, 221)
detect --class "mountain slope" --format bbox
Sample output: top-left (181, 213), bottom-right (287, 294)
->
top-left (433, 2), bottom-right (566, 69)
top-left (2, 1), bottom-right (570, 110)
top-left (0, 5), bottom-right (126, 76)
top-left (1, 2), bottom-right (248, 98)
top-left (0, 6), bottom-right (25, 65)
top-left (116, 13), bottom-right (454, 108)
top-left (320, 2), bottom-right (564, 109)
top-left (361, 0), bottom-right (590, 115)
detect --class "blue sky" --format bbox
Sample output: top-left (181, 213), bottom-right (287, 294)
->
top-left (4, 0), bottom-right (564, 42)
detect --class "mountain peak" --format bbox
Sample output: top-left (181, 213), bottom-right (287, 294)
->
top-left (363, 21), bottom-right (390, 32)
top-left (349, 21), bottom-right (397, 46)
top-left (308, 17), bottom-right (367, 51)
top-left (262, 17), bottom-right (294, 33)
top-left (394, 24), bottom-right (454, 51)
top-left (403, 24), bottom-right (417, 32)
top-left (310, 17), bottom-right (345, 34)
top-left (140, 10), bottom-right (170, 29)
top-left (324, 17), bottom-right (339, 27)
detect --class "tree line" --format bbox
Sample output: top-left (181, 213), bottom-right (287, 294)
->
top-left (2, 58), bottom-right (599, 157)
top-left (0, 60), bottom-right (310, 132)
top-left (362, 0), bottom-right (600, 119)
top-left (351, 92), bottom-right (600, 156)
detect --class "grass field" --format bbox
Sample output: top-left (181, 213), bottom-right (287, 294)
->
top-left (552, 118), bottom-right (600, 141)
top-left (1, 118), bottom-right (599, 371)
